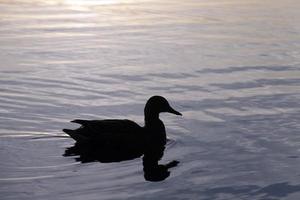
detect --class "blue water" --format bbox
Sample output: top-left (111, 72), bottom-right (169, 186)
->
top-left (1, 0), bottom-right (300, 199)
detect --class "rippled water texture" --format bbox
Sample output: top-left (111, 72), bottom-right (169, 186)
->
top-left (1, 0), bottom-right (300, 199)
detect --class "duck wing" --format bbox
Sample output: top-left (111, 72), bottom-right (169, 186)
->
top-left (63, 119), bottom-right (144, 144)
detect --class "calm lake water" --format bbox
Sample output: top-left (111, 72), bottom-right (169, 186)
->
top-left (1, 0), bottom-right (300, 199)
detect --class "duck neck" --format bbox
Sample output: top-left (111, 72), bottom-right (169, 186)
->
top-left (144, 111), bottom-right (160, 127)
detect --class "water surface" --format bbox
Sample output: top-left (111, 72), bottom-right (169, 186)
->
top-left (1, 0), bottom-right (300, 199)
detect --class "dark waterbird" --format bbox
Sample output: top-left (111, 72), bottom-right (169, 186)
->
top-left (63, 95), bottom-right (182, 181)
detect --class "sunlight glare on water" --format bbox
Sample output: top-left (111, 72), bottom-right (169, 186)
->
top-left (0, 0), bottom-right (300, 199)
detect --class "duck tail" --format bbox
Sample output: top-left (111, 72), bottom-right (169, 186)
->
top-left (71, 119), bottom-right (87, 125)
top-left (62, 129), bottom-right (89, 142)
top-left (62, 129), bottom-right (74, 135)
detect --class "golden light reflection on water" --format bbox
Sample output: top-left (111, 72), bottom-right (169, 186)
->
top-left (63, 0), bottom-right (127, 5)
top-left (27, 0), bottom-right (138, 7)
top-left (0, 0), bottom-right (267, 29)
top-left (53, 0), bottom-right (134, 11)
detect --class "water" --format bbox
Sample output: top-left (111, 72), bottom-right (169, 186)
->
top-left (1, 0), bottom-right (300, 199)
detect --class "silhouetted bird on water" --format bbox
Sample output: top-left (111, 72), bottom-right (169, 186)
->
top-left (63, 96), bottom-right (182, 181)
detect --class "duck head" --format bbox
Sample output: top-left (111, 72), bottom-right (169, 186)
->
top-left (144, 96), bottom-right (182, 120)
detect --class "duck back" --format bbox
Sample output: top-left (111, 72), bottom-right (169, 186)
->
top-left (64, 119), bottom-right (144, 144)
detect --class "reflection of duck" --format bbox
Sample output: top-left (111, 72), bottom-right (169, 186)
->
top-left (64, 141), bottom-right (179, 181)
top-left (63, 96), bottom-right (182, 181)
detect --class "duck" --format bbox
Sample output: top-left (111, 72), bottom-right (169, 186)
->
top-left (63, 96), bottom-right (182, 158)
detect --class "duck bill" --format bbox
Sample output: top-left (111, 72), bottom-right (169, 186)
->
top-left (168, 107), bottom-right (182, 116)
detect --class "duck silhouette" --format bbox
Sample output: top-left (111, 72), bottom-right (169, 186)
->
top-left (63, 95), bottom-right (182, 181)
